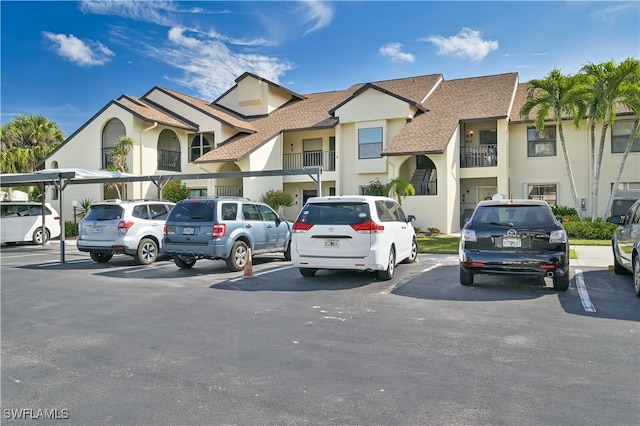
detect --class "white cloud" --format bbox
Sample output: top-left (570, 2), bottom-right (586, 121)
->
top-left (590, 3), bottom-right (637, 24)
top-left (153, 27), bottom-right (292, 100)
top-left (422, 27), bottom-right (498, 61)
top-left (42, 32), bottom-right (114, 66)
top-left (302, 0), bottom-right (334, 35)
top-left (379, 43), bottom-right (415, 63)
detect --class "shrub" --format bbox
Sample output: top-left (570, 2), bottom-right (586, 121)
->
top-left (64, 220), bottom-right (77, 238)
top-left (365, 178), bottom-right (384, 196)
top-left (262, 190), bottom-right (294, 211)
top-left (162, 180), bottom-right (191, 202)
top-left (551, 205), bottom-right (578, 217)
top-left (563, 218), bottom-right (618, 240)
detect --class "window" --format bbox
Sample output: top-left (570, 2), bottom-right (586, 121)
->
top-left (611, 121), bottom-right (640, 153)
top-left (242, 204), bottom-right (261, 221)
top-left (259, 205), bottom-right (278, 221)
top-left (158, 130), bottom-right (181, 171)
top-left (221, 203), bottom-right (238, 221)
top-left (358, 127), bottom-right (383, 159)
top-left (527, 126), bottom-right (556, 157)
top-left (102, 118), bottom-right (126, 169)
top-left (190, 188), bottom-right (207, 198)
top-left (528, 184), bottom-right (557, 206)
top-left (190, 134), bottom-right (212, 162)
top-left (479, 129), bottom-right (497, 145)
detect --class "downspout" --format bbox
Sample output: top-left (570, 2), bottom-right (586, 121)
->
top-left (140, 122), bottom-right (158, 196)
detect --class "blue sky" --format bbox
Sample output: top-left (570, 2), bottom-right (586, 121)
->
top-left (1, 0), bottom-right (639, 137)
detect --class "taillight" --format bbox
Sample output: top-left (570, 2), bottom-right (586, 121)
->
top-left (212, 223), bottom-right (226, 237)
top-left (549, 229), bottom-right (567, 243)
top-left (351, 220), bottom-right (384, 233)
top-left (118, 220), bottom-right (134, 234)
top-left (292, 221), bottom-right (313, 232)
top-left (53, 216), bottom-right (60, 221)
top-left (163, 224), bottom-right (168, 236)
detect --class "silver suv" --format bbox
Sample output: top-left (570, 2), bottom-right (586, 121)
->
top-left (77, 199), bottom-right (175, 265)
top-left (162, 197), bottom-right (291, 271)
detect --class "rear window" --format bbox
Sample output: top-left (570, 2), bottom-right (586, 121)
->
top-left (472, 204), bottom-right (553, 226)
top-left (168, 201), bottom-right (216, 222)
top-left (296, 202), bottom-right (370, 225)
top-left (85, 205), bottom-right (124, 221)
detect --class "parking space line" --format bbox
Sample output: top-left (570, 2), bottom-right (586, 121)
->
top-left (575, 269), bottom-right (596, 312)
top-left (228, 265), bottom-right (294, 282)
top-left (38, 259), bottom-right (93, 267)
top-left (124, 262), bottom-right (178, 274)
top-left (381, 263), bottom-right (444, 294)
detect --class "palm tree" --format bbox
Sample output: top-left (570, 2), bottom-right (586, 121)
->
top-left (106, 135), bottom-right (135, 199)
top-left (520, 69), bottom-right (585, 220)
top-left (384, 177), bottom-right (415, 205)
top-left (1, 114), bottom-right (64, 173)
top-left (574, 58), bottom-right (640, 219)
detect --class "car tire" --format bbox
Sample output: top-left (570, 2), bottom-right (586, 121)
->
top-left (283, 241), bottom-right (292, 261)
top-left (377, 246), bottom-right (395, 281)
top-left (633, 254), bottom-right (640, 298)
top-left (32, 227), bottom-right (49, 245)
top-left (402, 238), bottom-right (418, 264)
top-left (136, 238), bottom-right (158, 265)
top-left (90, 252), bottom-right (113, 263)
top-left (299, 268), bottom-right (317, 277)
top-left (226, 240), bottom-right (248, 272)
top-left (613, 247), bottom-right (628, 275)
top-left (174, 255), bottom-right (196, 269)
top-left (553, 272), bottom-right (570, 291)
top-left (460, 267), bottom-right (473, 286)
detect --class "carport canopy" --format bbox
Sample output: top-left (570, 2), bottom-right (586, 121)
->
top-left (1, 167), bottom-right (322, 263)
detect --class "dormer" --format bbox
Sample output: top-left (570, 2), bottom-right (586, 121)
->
top-left (215, 72), bottom-right (305, 117)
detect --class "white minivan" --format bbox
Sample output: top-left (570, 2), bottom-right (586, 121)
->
top-left (291, 195), bottom-right (418, 280)
top-left (0, 201), bottom-right (61, 245)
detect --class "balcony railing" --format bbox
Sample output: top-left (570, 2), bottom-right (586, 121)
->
top-left (414, 180), bottom-right (437, 195)
top-left (283, 150), bottom-right (336, 171)
top-left (158, 149), bottom-right (181, 172)
top-left (460, 144), bottom-right (497, 168)
top-left (215, 185), bottom-right (243, 197)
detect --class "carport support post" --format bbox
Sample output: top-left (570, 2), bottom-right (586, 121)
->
top-left (55, 176), bottom-right (71, 264)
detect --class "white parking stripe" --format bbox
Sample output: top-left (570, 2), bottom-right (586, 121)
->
top-left (381, 263), bottom-right (444, 294)
top-left (38, 259), bottom-right (93, 267)
top-left (575, 269), bottom-right (596, 312)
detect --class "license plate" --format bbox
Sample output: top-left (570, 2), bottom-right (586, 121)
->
top-left (183, 227), bottom-right (195, 235)
top-left (502, 237), bottom-right (521, 248)
top-left (325, 239), bottom-right (340, 248)
top-left (91, 227), bottom-right (102, 234)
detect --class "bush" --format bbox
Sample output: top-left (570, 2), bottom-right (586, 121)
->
top-left (563, 218), bottom-right (618, 240)
top-left (64, 220), bottom-right (77, 238)
top-left (551, 205), bottom-right (578, 217)
top-left (262, 190), bottom-right (294, 211)
top-left (163, 180), bottom-right (191, 202)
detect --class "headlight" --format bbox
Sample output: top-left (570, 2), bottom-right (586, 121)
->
top-left (549, 229), bottom-right (567, 243)
top-left (461, 229), bottom-right (477, 242)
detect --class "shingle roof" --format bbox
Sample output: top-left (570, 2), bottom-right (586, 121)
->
top-left (115, 95), bottom-right (198, 131)
top-left (383, 73), bottom-right (519, 155)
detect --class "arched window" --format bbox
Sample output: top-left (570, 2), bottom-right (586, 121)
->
top-left (190, 134), bottom-right (212, 162)
top-left (157, 129), bottom-right (181, 171)
top-left (102, 119), bottom-right (126, 169)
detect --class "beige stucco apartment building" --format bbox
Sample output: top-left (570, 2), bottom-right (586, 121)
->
top-left (42, 71), bottom-right (640, 234)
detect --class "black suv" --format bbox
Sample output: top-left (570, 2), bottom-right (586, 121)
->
top-left (162, 197), bottom-right (292, 272)
top-left (459, 198), bottom-right (570, 290)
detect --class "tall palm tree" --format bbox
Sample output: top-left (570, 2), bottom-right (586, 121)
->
top-left (520, 69), bottom-right (585, 220)
top-left (574, 58), bottom-right (640, 219)
top-left (1, 114), bottom-right (64, 173)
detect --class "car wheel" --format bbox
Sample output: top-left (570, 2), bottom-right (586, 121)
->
top-left (403, 238), bottom-right (418, 264)
top-left (553, 272), bottom-right (570, 291)
top-left (613, 243), bottom-right (628, 275)
top-left (90, 252), bottom-right (113, 263)
top-left (226, 240), bottom-right (248, 272)
top-left (283, 241), bottom-right (292, 261)
top-left (633, 254), bottom-right (640, 298)
top-left (299, 268), bottom-right (317, 277)
top-left (460, 266), bottom-right (473, 286)
top-left (174, 255), bottom-right (196, 269)
top-left (136, 238), bottom-right (158, 265)
top-left (377, 246), bottom-right (395, 281)
top-left (32, 227), bottom-right (49, 245)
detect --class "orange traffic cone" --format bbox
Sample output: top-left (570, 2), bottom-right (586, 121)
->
top-left (243, 248), bottom-right (256, 279)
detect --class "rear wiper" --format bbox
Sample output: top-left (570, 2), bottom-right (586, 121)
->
top-left (490, 221), bottom-right (514, 227)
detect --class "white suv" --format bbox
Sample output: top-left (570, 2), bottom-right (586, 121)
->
top-left (77, 199), bottom-right (175, 265)
top-left (291, 195), bottom-right (418, 280)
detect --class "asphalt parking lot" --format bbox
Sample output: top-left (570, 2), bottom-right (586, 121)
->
top-left (1, 242), bottom-right (639, 425)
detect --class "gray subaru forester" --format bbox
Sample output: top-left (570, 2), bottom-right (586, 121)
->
top-left (162, 197), bottom-right (291, 271)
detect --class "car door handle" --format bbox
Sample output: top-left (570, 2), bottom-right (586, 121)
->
top-left (245, 224), bottom-right (252, 228)
top-left (267, 224), bottom-right (273, 228)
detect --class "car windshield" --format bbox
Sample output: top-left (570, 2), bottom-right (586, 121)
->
top-left (472, 204), bottom-right (553, 226)
top-left (85, 205), bottom-right (123, 221)
top-left (297, 202), bottom-right (370, 225)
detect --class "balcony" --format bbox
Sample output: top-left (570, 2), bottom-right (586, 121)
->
top-left (215, 185), bottom-right (243, 197)
top-left (460, 145), bottom-right (497, 168)
top-left (283, 150), bottom-right (336, 171)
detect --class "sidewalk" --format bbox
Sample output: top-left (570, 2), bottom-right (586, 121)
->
top-left (570, 245), bottom-right (613, 268)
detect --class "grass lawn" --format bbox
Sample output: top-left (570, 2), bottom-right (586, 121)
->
top-left (417, 235), bottom-right (610, 256)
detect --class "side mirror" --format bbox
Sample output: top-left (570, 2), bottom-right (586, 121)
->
top-left (277, 215), bottom-right (287, 224)
top-left (407, 214), bottom-right (416, 223)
